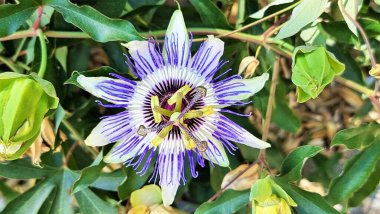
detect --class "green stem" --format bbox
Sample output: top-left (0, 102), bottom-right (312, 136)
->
top-left (36, 29), bottom-right (47, 78)
top-left (0, 56), bottom-right (21, 73)
top-left (62, 119), bottom-right (98, 158)
top-left (12, 37), bottom-right (27, 62)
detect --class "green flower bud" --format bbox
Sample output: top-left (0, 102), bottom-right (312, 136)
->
top-left (0, 72), bottom-right (58, 159)
top-left (250, 176), bottom-right (297, 214)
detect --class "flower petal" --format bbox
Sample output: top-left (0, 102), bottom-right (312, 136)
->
top-left (212, 73), bottom-right (269, 107)
top-left (158, 139), bottom-right (185, 206)
top-left (208, 113), bottom-right (270, 149)
top-left (192, 126), bottom-right (230, 167)
top-left (84, 111), bottom-right (133, 147)
top-left (163, 10), bottom-right (190, 67)
top-left (122, 40), bottom-right (164, 78)
top-left (104, 131), bottom-right (155, 163)
top-left (190, 35), bottom-right (225, 80)
top-left (77, 75), bottom-right (136, 105)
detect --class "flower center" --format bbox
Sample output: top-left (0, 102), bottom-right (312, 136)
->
top-left (137, 85), bottom-right (213, 152)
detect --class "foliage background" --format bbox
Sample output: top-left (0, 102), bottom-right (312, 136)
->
top-left (0, 0), bottom-right (380, 213)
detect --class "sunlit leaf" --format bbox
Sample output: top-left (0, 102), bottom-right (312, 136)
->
top-left (275, 0), bottom-right (329, 39)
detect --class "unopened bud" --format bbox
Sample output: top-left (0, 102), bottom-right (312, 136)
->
top-left (0, 72), bottom-right (58, 159)
top-left (239, 56), bottom-right (260, 79)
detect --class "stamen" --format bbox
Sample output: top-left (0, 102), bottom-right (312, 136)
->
top-left (137, 122), bottom-right (174, 136)
top-left (153, 106), bottom-right (173, 117)
top-left (178, 86), bottom-right (207, 119)
top-left (174, 92), bottom-right (183, 112)
top-left (179, 124), bottom-right (196, 149)
top-left (167, 85), bottom-right (191, 105)
top-left (152, 125), bottom-right (173, 147)
top-left (183, 106), bottom-right (214, 119)
top-left (151, 96), bottom-right (162, 123)
top-left (178, 123), bottom-right (208, 153)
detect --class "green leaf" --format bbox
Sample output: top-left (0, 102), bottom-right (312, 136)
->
top-left (249, 0), bottom-right (294, 19)
top-left (331, 123), bottom-right (380, 149)
top-left (75, 188), bottom-right (117, 214)
top-left (195, 190), bottom-right (250, 214)
top-left (275, 0), bottom-right (329, 39)
top-left (190, 0), bottom-right (231, 29)
top-left (325, 141), bottom-right (380, 205)
top-left (280, 145), bottom-right (323, 181)
top-left (276, 178), bottom-right (339, 214)
top-left (72, 151), bottom-right (106, 194)
top-left (349, 159), bottom-right (380, 207)
top-left (91, 169), bottom-right (126, 192)
top-left (338, 0), bottom-right (363, 36)
top-left (0, 159), bottom-right (55, 179)
top-left (291, 46), bottom-right (345, 103)
top-left (49, 0), bottom-right (142, 42)
top-left (0, 182), bottom-right (19, 203)
top-left (0, 1), bottom-right (38, 37)
top-left (1, 179), bottom-right (56, 214)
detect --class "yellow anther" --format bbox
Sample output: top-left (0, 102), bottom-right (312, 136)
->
top-left (153, 106), bottom-right (173, 117)
top-left (183, 106), bottom-right (214, 119)
top-left (167, 85), bottom-right (191, 105)
top-left (175, 92), bottom-right (183, 112)
top-left (179, 124), bottom-right (196, 149)
top-left (152, 125), bottom-right (173, 147)
top-left (151, 96), bottom-right (162, 123)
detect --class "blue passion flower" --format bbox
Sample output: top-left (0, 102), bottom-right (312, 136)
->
top-left (77, 10), bottom-right (270, 206)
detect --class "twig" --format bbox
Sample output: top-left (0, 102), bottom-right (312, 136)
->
top-left (213, 1), bottom-right (302, 40)
top-left (207, 160), bottom-right (259, 202)
top-left (258, 57), bottom-right (281, 170)
top-left (63, 141), bottom-right (79, 167)
top-left (62, 119), bottom-right (98, 158)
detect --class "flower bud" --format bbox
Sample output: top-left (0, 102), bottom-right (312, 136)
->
top-left (250, 176), bottom-right (297, 214)
top-left (0, 72), bottom-right (58, 159)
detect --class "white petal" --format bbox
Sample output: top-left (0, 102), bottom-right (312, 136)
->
top-left (158, 139), bottom-right (185, 206)
top-left (193, 127), bottom-right (229, 167)
top-left (122, 41), bottom-right (163, 76)
top-left (103, 132), bottom-right (154, 163)
top-left (190, 35), bottom-right (224, 79)
top-left (77, 75), bottom-right (135, 105)
top-left (163, 10), bottom-right (190, 67)
top-left (212, 113), bottom-right (270, 149)
top-left (212, 73), bottom-right (269, 107)
top-left (85, 116), bottom-right (128, 147)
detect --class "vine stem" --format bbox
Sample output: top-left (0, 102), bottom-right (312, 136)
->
top-left (62, 119), bottom-right (98, 158)
top-left (212, 0), bottom-right (302, 40)
top-left (36, 29), bottom-right (47, 78)
top-left (258, 57), bottom-right (281, 170)
top-left (338, 0), bottom-right (379, 97)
